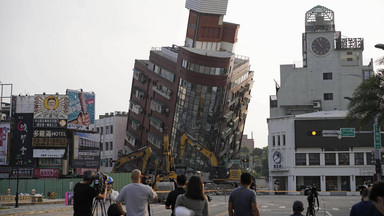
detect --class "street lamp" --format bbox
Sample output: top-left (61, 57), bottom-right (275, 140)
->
top-left (375, 44), bottom-right (384, 50)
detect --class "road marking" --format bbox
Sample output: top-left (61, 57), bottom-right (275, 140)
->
top-left (332, 208), bottom-right (340, 211)
top-left (326, 211), bottom-right (333, 216)
top-left (279, 206), bottom-right (286, 208)
top-left (216, 211), bottom-right (228, 216)
top-left (261, 205), bottom-right (269, 208)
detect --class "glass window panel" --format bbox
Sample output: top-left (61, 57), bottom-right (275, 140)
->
top-left (325, 153), bottom-right (336, 165)
top-left (309, 153), bottom-right (320, 165)
top-left (354, 153), bottom-right (364, 165)
top-left (339, 153), bottom-right (350, 165)
top-left (366, 152), bottom-right (374, 165)
top-left (326, 176), bottom-right (338, 191)
top-left (341, 176), bottom-right (350, 191)
top-left (295, 153), bottom-right (306, 166)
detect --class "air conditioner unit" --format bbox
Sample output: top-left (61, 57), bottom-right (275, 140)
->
top-left (313, 101), bottom-right (321, 108)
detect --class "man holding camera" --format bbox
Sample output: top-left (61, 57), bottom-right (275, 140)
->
top-left (73, 170), bottom-right (108, 216)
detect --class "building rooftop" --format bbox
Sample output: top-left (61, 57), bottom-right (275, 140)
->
top-left (295, 110), bottom-right (348, 119)
top-left (183, 47), bottom-right (234, 58)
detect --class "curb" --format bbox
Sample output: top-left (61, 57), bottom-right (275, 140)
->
top-left (1, 206), bottom-right (72, 216)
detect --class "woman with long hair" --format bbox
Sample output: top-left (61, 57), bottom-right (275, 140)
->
top-left (175, 175), bottom-right (209, 216)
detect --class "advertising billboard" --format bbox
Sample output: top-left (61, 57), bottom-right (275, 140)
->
top-left (67, 90), bottom-right (95, 131)
top-left (72, 132), bottom-right (100, 168)
top-left (32, 129), bottom-right (67, 148)
top-left (15, 95), bottom-right (35, 113)
top-left (0, 123), bottom-right (10, 165)
top-left (33, 168), bottom-right (60, 178)
top-left (34, 94), bottom-right (68, 128)
top-left (12, 113), bottom-right (34, 168)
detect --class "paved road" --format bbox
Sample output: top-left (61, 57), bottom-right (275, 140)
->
top-left (26, 195), bottom-right (361, 216)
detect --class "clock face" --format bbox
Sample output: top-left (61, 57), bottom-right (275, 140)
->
top-left (273, 151), bottom-right (281, 164)
top-left (311, 37), bottom-right (331, 56)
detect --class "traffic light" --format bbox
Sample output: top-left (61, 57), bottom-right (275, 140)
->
top-left (242, 158), bottom-right (248, 162)
top-left (109, 160), bottom-right (115, 167)
top-left (307, 130), bottom-right (322, 136)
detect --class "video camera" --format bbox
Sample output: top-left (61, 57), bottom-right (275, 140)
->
top-left (93, 172), bottom-right (108, 194)
top-left (357, 181), bottom-right (372, 195)
top-left (304, 185), bottom-right (318, 197)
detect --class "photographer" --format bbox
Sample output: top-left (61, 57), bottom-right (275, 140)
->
top-left (304, 185), bottom-right (319, 216)
top-left (73, 170), bottom-right (108, 216)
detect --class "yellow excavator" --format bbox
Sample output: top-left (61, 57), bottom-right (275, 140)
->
top-left (179, 133), bottom-right (241, 182)
top-left (153, 135), bottom-right (181, 191)
top-left (112, 146), bottom-right (152, 173)
top-left (180, 133), bottom-right (218, 166)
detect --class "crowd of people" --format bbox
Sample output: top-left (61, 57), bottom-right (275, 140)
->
top-left (72, 169), bottom-right (384, 216)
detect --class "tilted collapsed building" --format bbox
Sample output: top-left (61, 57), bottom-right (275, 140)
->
top-left (125, 0), bottom-right (253, 174)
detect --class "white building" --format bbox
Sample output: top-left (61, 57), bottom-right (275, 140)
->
top-left (95, 111), bottom-right (128, 173)
top-left (268, 5), bottom-right (375, 195)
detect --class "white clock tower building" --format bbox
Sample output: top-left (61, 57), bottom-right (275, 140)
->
top-left (268, 5), bottom-right (375, 195)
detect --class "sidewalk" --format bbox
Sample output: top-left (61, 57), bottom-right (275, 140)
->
top-left (0, 198), bottom-right (72, 216)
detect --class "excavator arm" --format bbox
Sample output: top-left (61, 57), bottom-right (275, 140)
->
top-left (180, 133), bottom-right (218, 167)
top-left (113, 146), bottom-right (152, 173)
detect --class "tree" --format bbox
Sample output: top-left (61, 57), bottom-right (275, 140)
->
top-left (347, 69), bottom-right (384, 127)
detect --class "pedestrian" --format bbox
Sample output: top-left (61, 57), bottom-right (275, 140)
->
top-left (107, 203), bottom-right (125, 216)
top-left (369, 181), bottom-right (384, 216)
top-left (73, 170), bottom-right (108, 216)
top-left (104, 176), bottom-right (120, 212)
top-left (175, 175), bottom-right (209, 216)
top-left (290, 200), bottom-right (304, 216)
top-left (115, 169), bottom-right (157, 216)
top-left (350, 187), bottom-right (381, 216)
top-left (165, 174), bottom-right (187, 216)
top-left (228, 172), bottom-right (261, 216)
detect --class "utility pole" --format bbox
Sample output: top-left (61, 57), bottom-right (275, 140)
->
top-left (15, 154), bottom-right (22, 208)
top-left (374, 117), bottom-right (382, 181)
top-left (374, 43), bottom-right (384, 181)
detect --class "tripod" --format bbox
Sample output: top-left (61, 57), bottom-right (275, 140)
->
top-left (306, 193), bottom-right (319, 216)
top-left (92, 198), bottom-right (107, 216)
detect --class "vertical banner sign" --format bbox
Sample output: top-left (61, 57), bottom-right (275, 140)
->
top-left (12, 113), bottom-right (34, 168)
top-left (67, 90), bottom-right (95, 131)
top-left (0, 123), bottom-right (10, 165)
top-left (34, 94), bottom-right (68, 128)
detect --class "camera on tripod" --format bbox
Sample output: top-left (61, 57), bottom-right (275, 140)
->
top-left (93, 172), bottom-right (108, 194)
top-left (304, 185), bottom-right (318, 197)
top-left (357, 181), bottom-right (372, 195)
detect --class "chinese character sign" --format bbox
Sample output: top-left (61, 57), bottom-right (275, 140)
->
top-left (0, 124), bottom-right (10, 165)
top-left (12, 113), bottom-right (34, 168)
top-left (67, 90), bottom-right (95, 131)
top-left (34, 94), bottom-right (68, 119)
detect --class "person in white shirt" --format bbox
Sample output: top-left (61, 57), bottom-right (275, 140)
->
top-left (104, 176), bottom-right (120, 213)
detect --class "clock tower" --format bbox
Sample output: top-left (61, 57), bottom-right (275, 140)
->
top-left (302, 5), bottom-right (336, 66)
